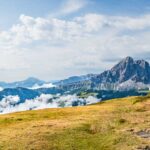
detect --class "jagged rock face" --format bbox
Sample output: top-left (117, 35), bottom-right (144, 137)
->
top-left (92, 56), bottom-right (150, 84)
top-left (56, 56), bottom-right (150, 91)
top-left (133, 60), bottom-right (150, 83)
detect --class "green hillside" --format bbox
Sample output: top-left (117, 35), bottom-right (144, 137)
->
top-left (0, 96), bottom-right (149, 150)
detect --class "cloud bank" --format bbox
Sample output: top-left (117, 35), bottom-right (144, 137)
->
top-left (0, 94), bottom-right (100, 114)
top-left (0, 13), bottom-right (150, 81)
top-left (30, 83), bottom-right (56, 89)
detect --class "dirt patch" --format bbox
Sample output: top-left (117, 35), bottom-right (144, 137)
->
top-left (137, 145), bottom-right (150, 150)
top-left (136, 130), bottom-right (150, 139)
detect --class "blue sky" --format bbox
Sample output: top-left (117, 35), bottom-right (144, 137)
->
top-left (0, 0), bottom-right (150, 81)
top-left (1, 0), bottom-right (150, 29)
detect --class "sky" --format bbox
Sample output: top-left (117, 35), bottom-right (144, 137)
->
top-left (0, 0), bottom-right (150, 82)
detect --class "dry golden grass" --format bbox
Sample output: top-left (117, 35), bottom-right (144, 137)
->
top-left (0, 96), bottom-right (149, 150)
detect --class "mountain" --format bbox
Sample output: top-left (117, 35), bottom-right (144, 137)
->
top-left (58, 57), bottom-right (150, 91)
top-left (54, 74), bottom-right (94, 86)
top-left (0, 87), bottom-right (65, 102)
top-left (0, 87), bottom-right (40, 102)
top-left (0, 77), bottom-right (45, 89)
top-left (0, 56), bottom-right (149, 93)
top-left (0, 56), bottom-right (149, 103)
top-left (92, 56), bottom-right (150, 84)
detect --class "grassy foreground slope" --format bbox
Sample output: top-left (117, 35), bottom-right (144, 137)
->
top-left (0, 96), bottom-right (149, 150)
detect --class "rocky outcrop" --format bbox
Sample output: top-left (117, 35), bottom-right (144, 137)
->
top-left (92, 56), bottom-right (150, 84)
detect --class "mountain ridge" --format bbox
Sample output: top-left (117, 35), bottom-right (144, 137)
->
top-left (56, 56), bottom-right (150, 91)
top-left (91, 56), bottom-right (150, 84)
top-left (0, 57), bottom-right (149, 91)
top-left (0, 77), bottom-right (45, 89)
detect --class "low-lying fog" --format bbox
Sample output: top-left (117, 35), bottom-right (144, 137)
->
top-left (0, 94), bottom-right (100, 114)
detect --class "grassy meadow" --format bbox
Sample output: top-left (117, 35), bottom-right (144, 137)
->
top-left (0, 96), bottom-right (149, 150)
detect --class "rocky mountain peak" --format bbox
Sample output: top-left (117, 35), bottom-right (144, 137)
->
top-left (111, 56), bottom-right (134, 71)
top-left (123, 56), bottom-right (134, 63)
top-left (135, 59), bottom-right (149, 69)
top-left (92, 57), bottom-right (150, 84)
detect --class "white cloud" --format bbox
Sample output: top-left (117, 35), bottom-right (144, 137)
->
top-left (30, 83), bottom-right (56, 89)
top-left (60, 0), bottom-right (87, 15)
top-left (0, 94), bottom-right (100, 114)
top-left (0, 13), bottom-right (150, 81)
top-left (50, 0), bottom-right (88, 17)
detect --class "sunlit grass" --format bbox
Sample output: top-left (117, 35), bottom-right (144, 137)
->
top-left (0, 96), bottom-right (149, 150)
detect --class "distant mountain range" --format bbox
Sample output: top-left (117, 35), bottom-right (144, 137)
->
top-left (56, 56), bottom-right (150, 91)
top-left (54, 74), bottom-right (94, 86)
top-left (0, 77), bottom-right (58, 90)
top-left (0, 56), bottom-right (149, 102)
top-left (0, 77), bottom-right (45, 89)
top-left (0, 56), bottom-right (150, 92)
